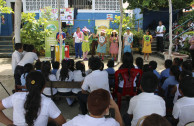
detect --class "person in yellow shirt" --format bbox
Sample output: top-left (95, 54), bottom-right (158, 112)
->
top-left (142, 30), bottom-right (152, 61)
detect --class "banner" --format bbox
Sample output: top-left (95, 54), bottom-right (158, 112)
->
top-left (44, 21), bottom-right (59, 57)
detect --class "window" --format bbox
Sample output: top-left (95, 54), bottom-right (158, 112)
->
top-left (24, 0), bottom-right (65, 12)
top-left (95, 0), bottom-right (120, 11)
top-left (68, 0), bottom-right (92, 9)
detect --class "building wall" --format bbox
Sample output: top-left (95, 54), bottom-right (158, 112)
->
top-left (0, 14), bottom-right (13, 36)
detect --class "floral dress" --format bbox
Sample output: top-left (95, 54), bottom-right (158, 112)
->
top-left (97, 35), bottom-right (106, 53)
top-left (109, 36), bottom-right (119, 54)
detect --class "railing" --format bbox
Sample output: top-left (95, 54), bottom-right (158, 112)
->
top-left (172, 26), bottom-right (194, 41)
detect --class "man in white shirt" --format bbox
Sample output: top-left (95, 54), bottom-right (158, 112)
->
top-left (73, 27), bottom-right (83, 59)
top-left (123, 72), bottom-right (166, 126)
top-left (63, 89), bottom-right (122, 126)
top-left (156, 21), bottom-right (166, 52)
top-left (12, 43), bottom-right (23, 74)
top-left (172, 76), bottom-right (194, 126)
top-left (77, 57), bottom-right (110, 114)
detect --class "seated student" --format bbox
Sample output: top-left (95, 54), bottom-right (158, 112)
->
top-left (141, 114), bottom-right (171, 126)
top-left (78, 57), bottom-right (110, 114)
top-left (172, 76), bottom-right (194, 126)
top-left (51, 61), bottom-right (60, 76)
top-left (162, 65), bottom-right (180, 96)
top-left (142, 64), bottom-right (153, 73)
top-left (22, 44), bottom-right (28, 57)
top-left (35, 61), bottom-right (42, 72)
top-left (21, 63), bottom-right (34, 87)
top-left (41, 61), bottom-right (58, 96)
top-left (135, 57), bottom-right (143, 69)
top-left (0, 71), bottom-right (66, 126)
top-left (181, 60), bottom-right (192, 72)
top-left (160, 59), bottom-right (172, 83)
top-left (85, 57), bottom-right (93, 75)
top-left (149, 61), bottom-right (160, 79)
top-left (72, 61), bottom-right (86, 94)
top-left (14, 45), bottom-right (39, 85)
top-left (56, 59), bottom-right (74, 106)
top-left (123, 72), bottom-right (166, 126)
top-left (173, 58), bottom-right (182, 71)
top-left (100, 61), bottom-right (104, 71)
top-left (106, 60), bottom-right (115, 74)
top-left (12, 43), bottom-right (23, 74)
top-left (63, 89), bottom-right (122, 126)
top-left (67, 59), bottom-right (75, 72)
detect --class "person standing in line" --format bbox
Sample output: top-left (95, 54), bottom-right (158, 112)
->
top-left (56, 28), bottom-right (66, 46)
top-left (142, 30), bottom-right (152, 61)
top-left (156, 21), bottom-right (166, 52)
top-left (123, 27), bottom-right (133, 53)
top-left (97, 30), bottom-right (107, 61)
top-left (82, 27), bottom-right (92, 61)
top-left (109, 30), bottom-right (119, 61)
top-left (73, 27), bottom-right (83, 59)
top-left (12, 43), bottom-right (23, 74)
top-left (90, 33), bottom-right (99, 57)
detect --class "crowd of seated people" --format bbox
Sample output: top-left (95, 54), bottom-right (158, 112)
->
top-left (0, 43), bottom-right (194, 126)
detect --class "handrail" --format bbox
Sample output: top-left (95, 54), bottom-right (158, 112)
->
top-left (12, 35), bottom-right (15, 50)
top-left (172, 26), bottom-right (194, 41)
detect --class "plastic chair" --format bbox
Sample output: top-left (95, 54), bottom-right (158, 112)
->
top-left (114, 68), bottom-right (143, 109)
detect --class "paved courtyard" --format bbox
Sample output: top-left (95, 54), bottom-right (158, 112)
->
top-left (0, 54), bottom-right (165, 126)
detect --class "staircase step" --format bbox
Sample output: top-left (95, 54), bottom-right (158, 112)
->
top-left (0, 52), bottom-right (12, 58)
top-left (0, 36), bottom-right (13, 41)
top-left (0, 45), bottom-right (13, 47)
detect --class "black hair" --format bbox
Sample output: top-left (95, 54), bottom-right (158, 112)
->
top-left (182, 60), bottom-right (192, 72)
top-left (67, 59), bottom-right (75, 72)
top-left (23, 44), bottom-right (29, 51)
top-left (76, 61), bottom-right (86, 77)
top-left (77, 27), bottom-right (80, 29)
top-left (143, 64), bottom-right (152, 73)
top-left (52, 61), bottom-right (60, 69)
top-left (24, 71), bottom-right (45, 126)
top-left (165, 59), bottom-right (172, 68)
top-left (107, 60), bottom-right (114, 68)
top-left (170, 65), bottom-right (180, 81)
top-left (41, 61), bottom-right (51, 81)
top-left (120, 52), bottom-right (134, 69)
top-left (23, 63), bottom-right (34, 78)
top-left (136, 57), bottom-right (143, 69)
top-left (35, 61), bottom-right (42, 71)
top-left (60, 59), bottom-right (69, 81)
top-left (100, 62), bottom-right (104, 71)
top-left (173, 58), bottom-right (181, 66)
top-left (179, 70), bottom-right (192, 81)
top-left (149, 61), bottom-right (157, 70)
top-left (146, 30), bottom-right (150, 35)
top-left (111, 31), bottom-right (117, 37)
top-left (26, 44), bottom-right (35, 52)
top-left (141, 72), bottom-right (158, 93)
top-left (179, 76), bottom-right (194, 97)
top-left (90, 57), bottom-right (101, 71)
top-left (15, 43), bottom-right (23, 50)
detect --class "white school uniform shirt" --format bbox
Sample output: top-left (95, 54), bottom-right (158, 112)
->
top-left (43, 74), bottom-right (58, 96)
top-left (18, 52), bottom-right (38, 66)
top-left (72, 70), bottom-right (85, 94)
top-left (173, 97), bottom-right (194, 126)
top-left (173, 84), bottom-right (181, 104)
top-left (123, 32), bottom-right (133, 46)
top-left (56, 69), bottom-right (74, 93)
top-left (156, 25), bottom-right (166, 37)
top-left (22, 51), bottom-right (27, 57)
top-left (2, 92), bottom-right (61, 126)
top-left (81, 70), bottom-right (110, 93)
top-left (73, 32), bottom-right (83, 43)
top-left (127, 92), bottom-right (166, 126)
top-left (12, 50), bottom-right (22, 73)
top-left (63, 114), bottom-right (119, 126)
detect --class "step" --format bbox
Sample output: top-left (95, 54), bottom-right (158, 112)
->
top-left (0, 45), bottom-right (13, 47)
top-left (0, 52), bottom-right (12, 58)
top-left (0, 36), bottom-right (13, 41)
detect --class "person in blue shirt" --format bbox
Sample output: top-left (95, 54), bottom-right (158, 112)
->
top-left (160, 59), bottom-right (172, 83)
top-left (162, 65), bottom-right (180, 96)
top-left (51, 61), bottom-right (60, 76)
top-left (135, 57), bottom-right (143, 69)
top-left (149, 61), bottom-right (160, 79)
top-left (35, 61), bottom-right (42, 72)
top-left (173, 58), bottom-right (183, 71)
top-left (56, 29), bottom-right (66, 46)
top-left (21, 63), bottom-right (34, 88)
top-left (106, 60), bottom-right (115, 74)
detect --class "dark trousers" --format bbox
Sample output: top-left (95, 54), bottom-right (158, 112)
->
top-left (91, 40), bottom-right (98, 56)
top-left (75, 43), bottom-right (82, 58)
top-left (77, 91), bottom-right (89, 115)
top-left (14, 65), bottom-right (24, 85)
top-left (190, 49), bottom-right (194, 67)
top-left (123, 113), bottom-right (132, 126)
top-left (157, 37), bottom-right (164, 52)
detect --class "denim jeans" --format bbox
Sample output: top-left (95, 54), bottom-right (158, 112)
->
top-left (75, 43), bottom-right (82, 58)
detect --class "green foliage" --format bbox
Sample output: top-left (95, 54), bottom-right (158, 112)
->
top-left (20, 12), bottom-right (52, 51)
top-left (124, 0), bottom-right (193, 11)
top-left (0, 0), bottom-right (13, 13)
top-left (39, 6), bottom-right (53, 21)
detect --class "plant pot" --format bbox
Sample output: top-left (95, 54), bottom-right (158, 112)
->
top-left (163, 51), bottom-right (180, 60)
top-left (172, 53), bottom-right (189, 61)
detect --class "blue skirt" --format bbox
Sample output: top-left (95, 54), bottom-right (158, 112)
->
top-left (97, 44), bottom-right (106, 53)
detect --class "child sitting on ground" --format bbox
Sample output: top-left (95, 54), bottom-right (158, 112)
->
top-left (172, 76), bottom-right (194, 126)
top-left (21, 63), bottom-right (34, 88)
top-left (123, 72), bottom-right (166, 126)
top-left (160, 59), bottom-right (172, 84)
top-left (106, 60), bottom-right (115, 74)
top-left (51, 61), bottom-right (60, 76)
top-left (135, 57), bottom-right (143, 69)
top-left (149, 61), bottom-right (160, 79)
top-left (63, 89), bottom-right (122, 126)
top-left (35, 61), bottom-right (42, 72)
top-left (173, 58), bottom-right (182, 71)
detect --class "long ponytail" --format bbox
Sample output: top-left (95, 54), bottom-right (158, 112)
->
top-left (170, 65), bottom-right (180, 82)
top-left (41, 61), bottom-right (51, 81)
top-left (60, 60), bottom-right (69, 81)
top-left (24, 71), bottom-right (45, 126)
top-left (76, 61), bottom-right (86, 77)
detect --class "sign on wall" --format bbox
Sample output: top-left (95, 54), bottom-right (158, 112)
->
top-left (107, 14), bottom-right (113, 20)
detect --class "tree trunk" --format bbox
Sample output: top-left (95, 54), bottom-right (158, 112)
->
top-left (58, 0), bottom-right (63, 62)
top-left (14, 0), bottom-right (22, 43)
top-left (118, 0), bottom-right (123, 63)
top-left (168, 0), bottom-right (173, 59)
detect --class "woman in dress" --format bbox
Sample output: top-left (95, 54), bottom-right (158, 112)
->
top-left (142, 30), bottom-right (152, 61)
top-left (109, 30), bottom-right (119, 61)
top-left (82, 27), bottom-right (92, 60)
top-left (97, 30), bottom-right (107, 61)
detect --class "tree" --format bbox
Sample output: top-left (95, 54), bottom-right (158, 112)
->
top-left (124, 0), bottom-right (193, 11)
top-left (118, 0), bottom-right (123, 63)
top-left (15, 0), bottom-right (22, 43)
top-left (0, 0), bottom-right (13, 13)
